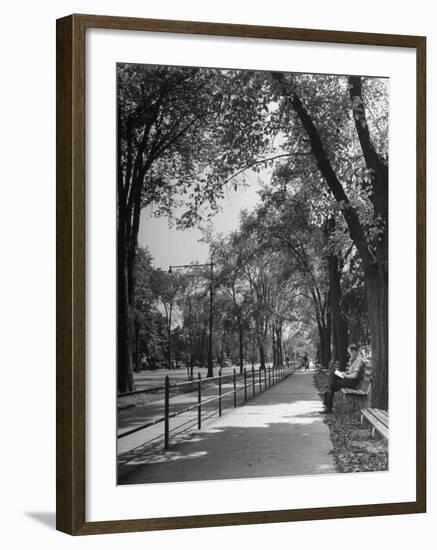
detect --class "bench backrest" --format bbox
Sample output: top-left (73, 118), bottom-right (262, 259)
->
top-left (360, 345), bottom-right (372, 361)
top-left (358, 359), bottom-right (372, 394)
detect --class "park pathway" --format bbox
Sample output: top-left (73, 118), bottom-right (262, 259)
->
top-left (119, 372), bottom-right (335, 484)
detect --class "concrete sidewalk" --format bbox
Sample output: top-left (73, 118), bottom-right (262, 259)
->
top-left (119, 372), bottom-right (335, 484)
top-left (117, 369), bottom-right (274, 455)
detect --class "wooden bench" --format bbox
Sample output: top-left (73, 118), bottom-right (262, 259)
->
top-left (341, 360), bottom-right (372, 408)
top-left (360, 408), bottom-right (389, 440)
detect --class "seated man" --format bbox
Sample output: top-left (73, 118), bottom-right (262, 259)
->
top-left (319, 345), bottom-right (365, 413)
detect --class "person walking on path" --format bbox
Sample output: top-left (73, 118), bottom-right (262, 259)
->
top-left (319, 344), bottom-right (365, 413)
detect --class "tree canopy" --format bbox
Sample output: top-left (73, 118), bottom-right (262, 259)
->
top-left (117, 63), bottom-right (388, 409)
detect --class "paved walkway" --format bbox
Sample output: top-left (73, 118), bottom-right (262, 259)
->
top-left (118, 368), bottom-right (276, 454)
top-left (118, 372), bottom-right (335, 484)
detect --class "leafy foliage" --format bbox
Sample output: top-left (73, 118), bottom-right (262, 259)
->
top-left (119, 64), bottom-right (388, 406)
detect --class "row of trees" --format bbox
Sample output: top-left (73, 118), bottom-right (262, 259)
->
top-left (117, 64), bottom-right (388, 408)
top-left (131, 179), bottom-right (368, 382)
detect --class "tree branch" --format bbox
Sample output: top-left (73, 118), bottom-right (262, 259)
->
top-left (225, 152), bottom-right (312, 186)
top-left (271, 72), bottom-right (372, 266)
top-left (348, 76), bottom-right (388, 175)
top-left (349, 76), bottom-right (388, 220)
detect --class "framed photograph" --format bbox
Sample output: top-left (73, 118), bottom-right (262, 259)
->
top-left (56, 14), bottom-right (426, 535)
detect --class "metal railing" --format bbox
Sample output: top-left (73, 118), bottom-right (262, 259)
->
top-left (118, 363), bottom-right (293, 450)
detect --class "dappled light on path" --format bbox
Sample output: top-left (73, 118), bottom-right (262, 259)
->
top-left (203, 399), bottom-right (323, 431)
top-left (118, 373), bottom-right (335, 484)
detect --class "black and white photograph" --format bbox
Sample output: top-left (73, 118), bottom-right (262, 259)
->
top-left (0, 0), bottom-right (431, 544)
top-left (116, 62), bottom-right (389, 485)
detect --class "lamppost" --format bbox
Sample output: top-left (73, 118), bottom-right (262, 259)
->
top-left (168, 262), bottom-right (214, 378)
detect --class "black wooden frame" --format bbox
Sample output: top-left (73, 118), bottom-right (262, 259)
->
top-left (56, 14), bottom-right (426, 535)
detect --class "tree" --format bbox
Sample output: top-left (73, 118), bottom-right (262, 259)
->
top-left (150, 269), bottom-right (185, 370)
top-left (270, 72), bottom-right (388, 407)
top-left (248, 184), bottom-right (333, 366)
top-left (119, 66), bottom-right (388, 407)
top-left (325, 216), bottom-right (350, 370)
top-left (209, 232), bottom-right (251, 373)
top-left (117, 65), bottom-right (273, 391)
top-left (132, 247), bottom-right (155, 371)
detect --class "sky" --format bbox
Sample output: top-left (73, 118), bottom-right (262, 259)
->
top-left (138, 172), bottom-right (265, 269)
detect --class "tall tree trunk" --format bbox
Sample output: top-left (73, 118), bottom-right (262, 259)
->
top-left (271, 324), bottom-right (277, 366)
top-left (166, 306), bottom-right (173, 370)
top-left (251, 334), bottom-right (255, 367)
top-left (366, 264), bottom-right (388, 409)
top-left (317, 321), bottom-right (329, 367)
top-left (220, 332), bottom-right (225, 369)
top-left (348, 75), bottom-right (388, 408)
top-left (188, 301), bottom-right (193, 372)
top-left (273, 323), bottom-right (283, 367)
top-left (117, 173), bottom-right (142, 391)
top-left (259, 343), bottom-right (266, 370)
top-left (277, 324), bottom-right (284, 366)
top-left (316, 342), bottom-right (321, 364)
top-left (328, 254), bottom-right (349, 369)
top-left (117, 216), bottom-right (134, 393)
top-left (199, 324), bottom-right (207, 369)
top-left (238, 320), bottom-right (244, 374)
top-left (134, 319), bottom-right (141, 372)
top-left (326, 309), bottom-right (332, 365)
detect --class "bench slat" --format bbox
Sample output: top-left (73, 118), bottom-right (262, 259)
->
top-left (342, 388), bottom-right (367, 396)
top-left (362, 411), bottom-right (386, 431)
top-left (367, 408), bottom-right (388, 421)
top-left (363, 408), bottom-right (388, 425)
top-left (361, 408), bottom-right (389, 440)
top-left (369, 408), bottom-right (389, 426)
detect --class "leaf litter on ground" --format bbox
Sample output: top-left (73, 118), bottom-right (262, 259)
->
top-left (314, 371), bottom-right (388, 473)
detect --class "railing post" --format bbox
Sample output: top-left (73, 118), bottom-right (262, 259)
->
top-left (264, 366), bottom-right (267, 390)
top-left (244, 367), bottom-right (247, 402)
top-left (233, 368), bottom-right (237, 408)
top-left (252, 365), bottom-right (255, 397)
top-left (197, 372), bottom-right (202, 429)
top-left (268, 365), bottom-right (271, 387)
top-left (164, 375), bottom-right (170, 450)
top-left (259, 366), bottom-right (262, 392)
top-left (219, 368), bottom-right (222, 417)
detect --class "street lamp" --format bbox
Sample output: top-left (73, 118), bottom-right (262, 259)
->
top-left (168, 262), bottom-right (214, 378)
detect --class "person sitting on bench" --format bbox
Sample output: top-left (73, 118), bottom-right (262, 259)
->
top-left (319, 344), bottom-right (365, 413)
